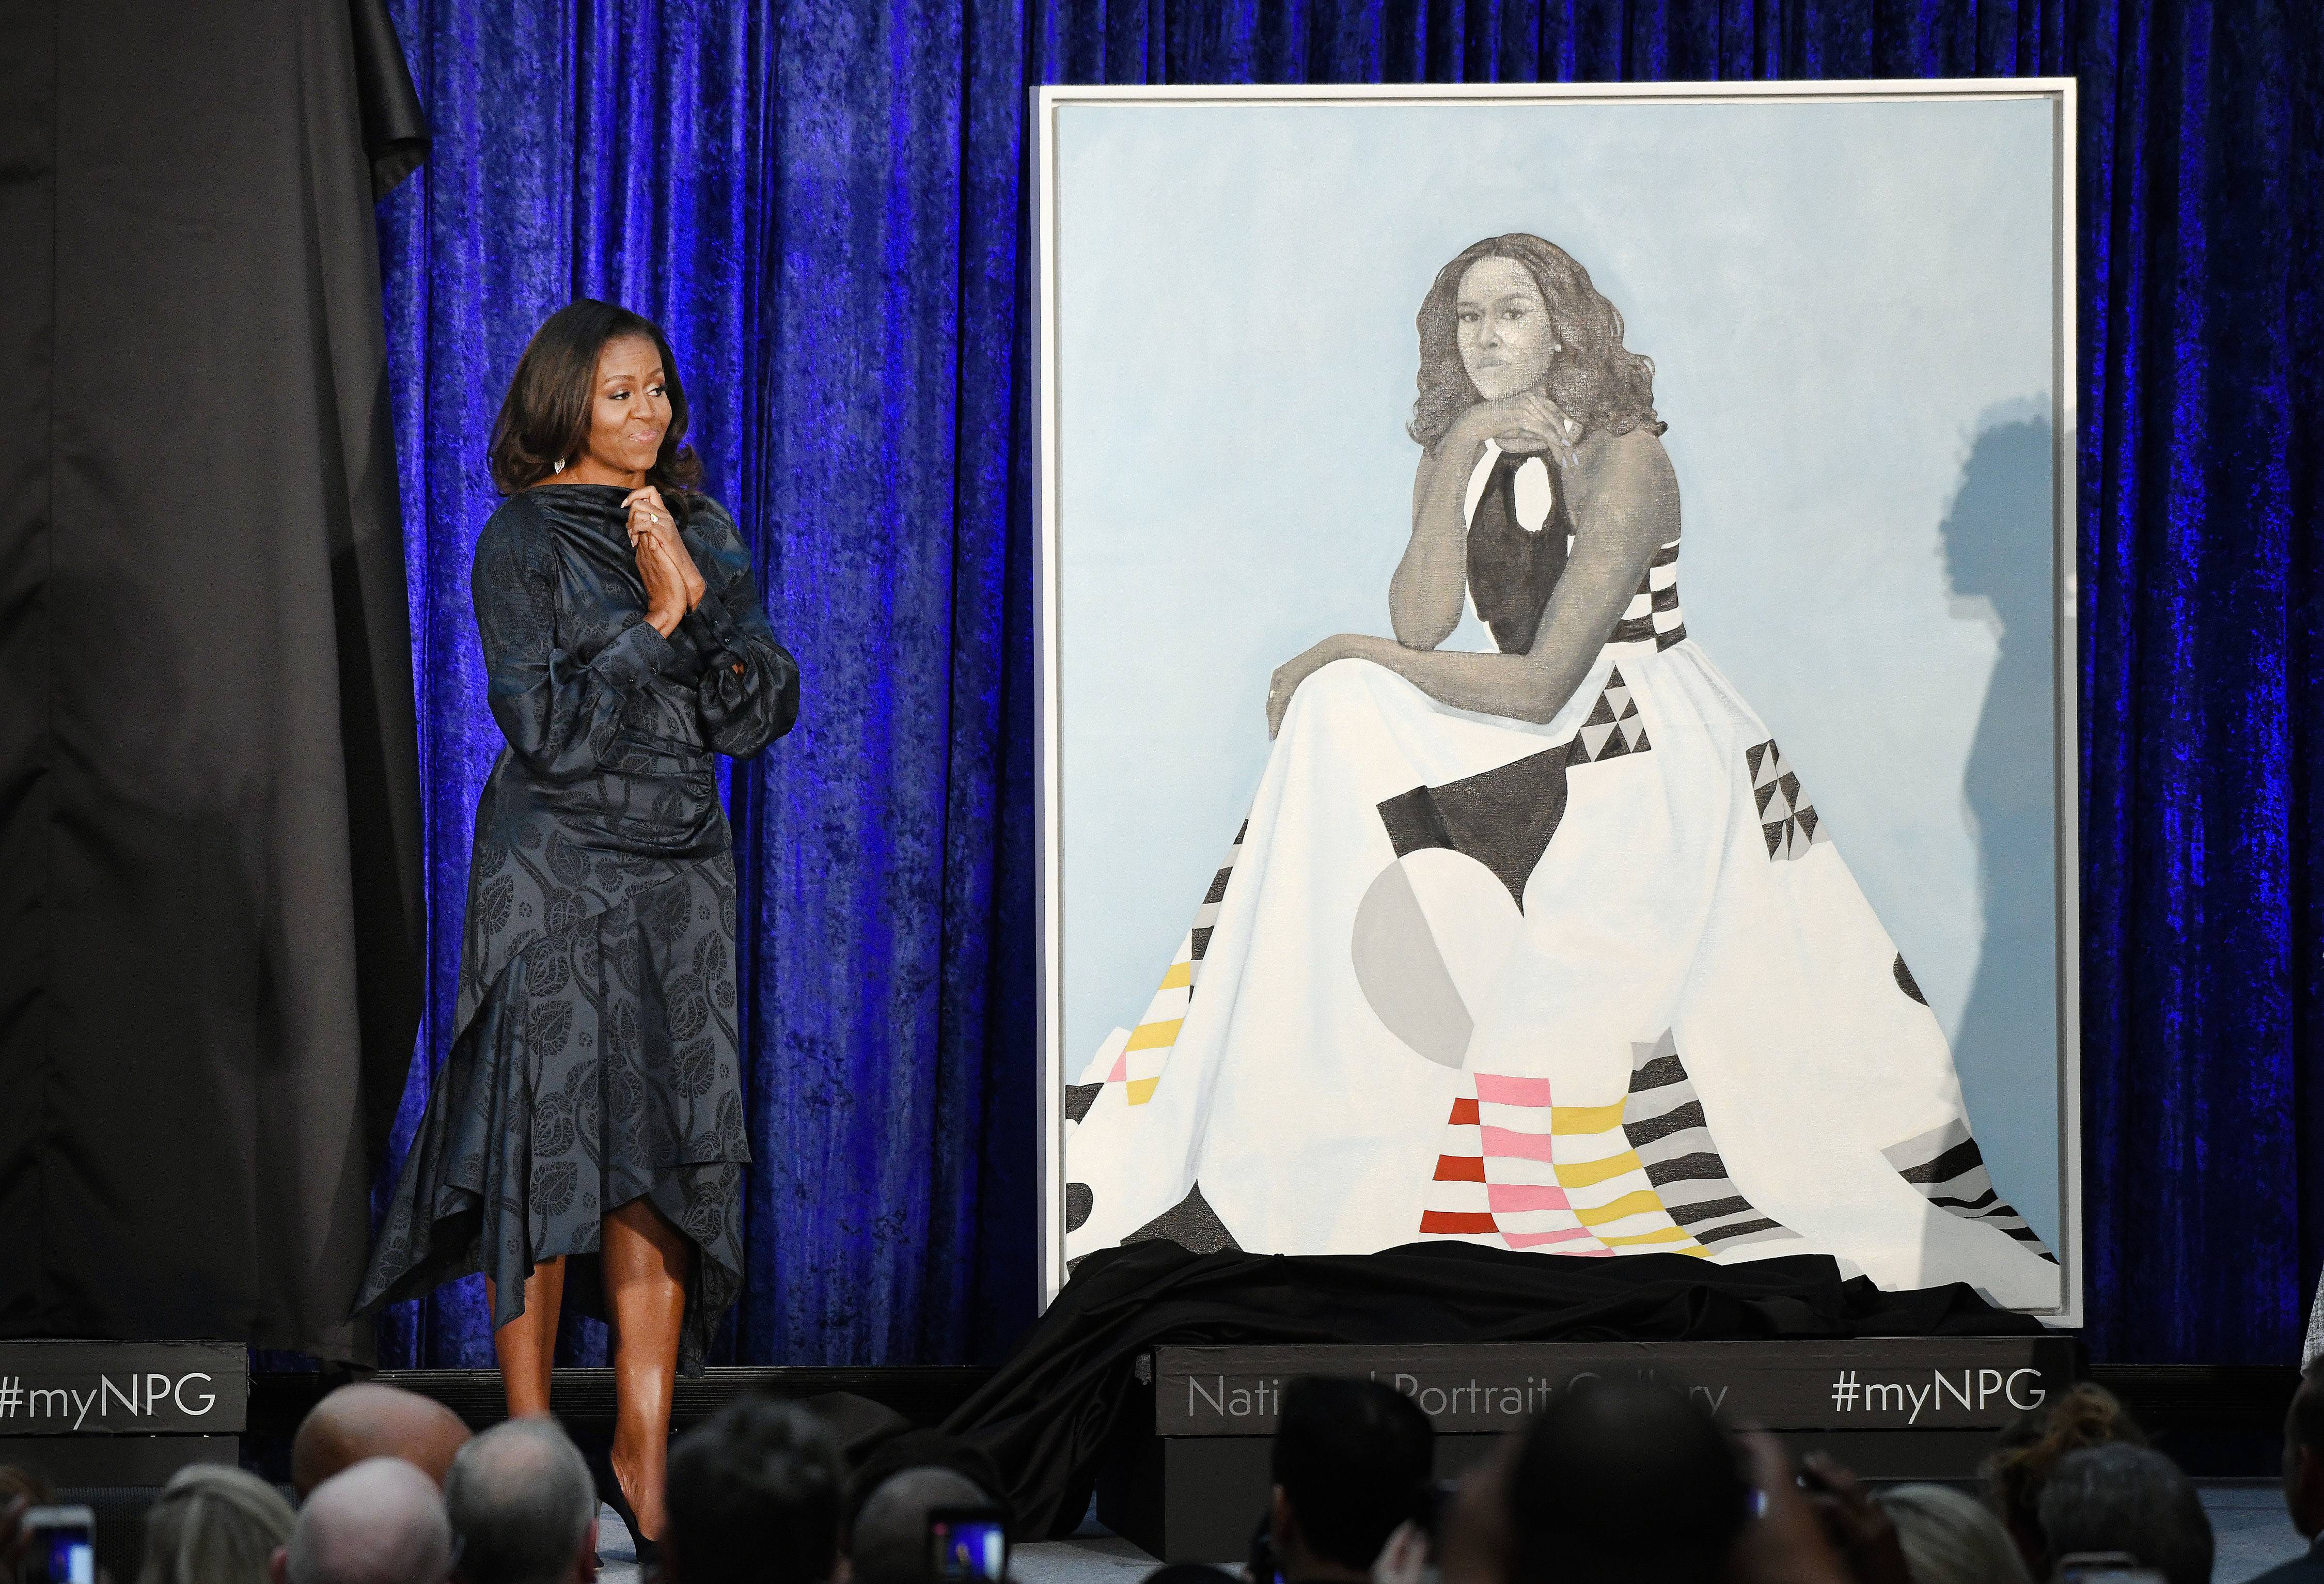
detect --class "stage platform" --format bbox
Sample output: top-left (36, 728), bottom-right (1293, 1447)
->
top-left (233, 1356), bottom-right (2291, 1482)
top-left (2, 1352), bottom-right (2297, 1584)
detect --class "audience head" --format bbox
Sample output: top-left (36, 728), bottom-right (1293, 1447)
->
top-left (1, 1466), bottom-right (55, 1573)
top-left (851, 1470), bottom-right (997, 1584)
top-left (664, 1395), bottom-right (841, 1584)
top-left (139, 1465), bottom-right (296, 1584)
top-left (444, 1419), bottom-right (598, 1584)
top-left (840, 1432), bottom-right (1013, 1557)
top-left (1503, 1379), bottom-right (1747, 1584)
top-left (277, 1456), bottom-right (454, 1584)
top-left (0, 1466), bottom-right (56, 1508)
top-left (293, 1384), bottom-right (474, 1498)
top-left (2037, 1444), bottom-right (2212, 1584)
top-left (1875, 1483), bottom-right (2033, 1584)
top-left (1268, 1377), bottom-right (1435, 1580)
top-left (1981, 1382), bottom-right (2146, 1575)
top-left (2283, 1357), bottom-right (2324, 1538)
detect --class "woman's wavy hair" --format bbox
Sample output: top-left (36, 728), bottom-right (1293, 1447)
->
top-left (1980, 1381), bottom-right (2148, 1567)
top-left (1408, 233), bottom-right (1665, 452)
top-left (489, 299), bottom-right (704, 508)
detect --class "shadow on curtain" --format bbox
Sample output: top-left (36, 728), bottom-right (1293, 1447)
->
top-left (371, 0), bottom-right (2323, 1367)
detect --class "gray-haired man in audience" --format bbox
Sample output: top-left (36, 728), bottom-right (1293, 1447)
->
top-left (851, 1469), bottom-right (999, 1584)
top-left (274, 1456), bottom-right (454, 1584)
top-left (444, 1420), bottom-right (601, 1584)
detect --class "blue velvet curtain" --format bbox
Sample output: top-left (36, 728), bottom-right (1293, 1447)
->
top-left (370, 0), bottom-right (2321, 1368)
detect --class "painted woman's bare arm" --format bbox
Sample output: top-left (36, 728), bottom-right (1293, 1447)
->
top-left (1388, 434), bottom-right (1482, 650)
top-left (1304, 429), bottom-right (1679, 727)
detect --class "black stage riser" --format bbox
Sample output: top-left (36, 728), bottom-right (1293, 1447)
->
top-left (1094, 1341), bottom-right (2300, 1563)
top-left (1097, 1430), bottom-right (2022, 1563)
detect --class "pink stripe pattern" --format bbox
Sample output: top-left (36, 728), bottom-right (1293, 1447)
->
top-left (1487, 1182), bottom-right (1571, 1213)
top-left (1479, 1126), bottom-right (1556, 1162)
top-left (1474, 1074), bottom-right (1553, 1106)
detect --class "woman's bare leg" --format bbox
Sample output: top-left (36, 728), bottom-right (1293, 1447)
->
top-left (486, 1256), bottom-right (568, 1419)
top-left (604, 1199), bottom-right (692, 1542)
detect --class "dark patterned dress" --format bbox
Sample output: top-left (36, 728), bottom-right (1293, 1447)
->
top-left (355, 484), bottom-right (798, 1371)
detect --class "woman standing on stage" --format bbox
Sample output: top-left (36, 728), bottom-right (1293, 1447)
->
top-left (356, 300), bottom-right (798, 1560)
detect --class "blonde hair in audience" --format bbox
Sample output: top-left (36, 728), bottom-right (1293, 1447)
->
top-left (138, 1464), bottom-right (296, 1584)
top-left (1879, 1483), bottom-right (2036, 1584)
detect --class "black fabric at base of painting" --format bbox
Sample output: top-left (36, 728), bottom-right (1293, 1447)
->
top-left (945, 1239), bottom-right (2040, 1536)
top-left (0, 0), bottom-right (426, 1360)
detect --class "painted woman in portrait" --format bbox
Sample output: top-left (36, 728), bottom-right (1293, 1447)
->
top-left (1063, 234), bottom-right (2059, 1307)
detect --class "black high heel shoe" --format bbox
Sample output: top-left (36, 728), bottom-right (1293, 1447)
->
top-left (598, 1463), bottom-right (662, 1572)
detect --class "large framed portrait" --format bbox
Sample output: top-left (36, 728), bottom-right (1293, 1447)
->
top-left (1033, 81), bottom-right (2079, 1321)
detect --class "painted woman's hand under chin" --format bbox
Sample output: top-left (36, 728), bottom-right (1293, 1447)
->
top-left (1267, 634), bottom-right (1358, 738)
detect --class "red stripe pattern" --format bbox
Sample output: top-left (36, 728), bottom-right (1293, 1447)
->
top-left (1415, 1071), bottom-right (1613, 1256)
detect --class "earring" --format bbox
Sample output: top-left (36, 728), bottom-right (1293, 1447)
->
top-left (553, 457), bottom-right (567, 474)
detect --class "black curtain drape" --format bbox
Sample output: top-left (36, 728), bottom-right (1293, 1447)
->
top-left (0, 0), bottom-right (426, 1360)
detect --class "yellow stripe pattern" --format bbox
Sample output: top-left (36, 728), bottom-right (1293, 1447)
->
top-left (1553, 1149), bottom-right (1644, 1189)
top-left (1124, 1019), bottom-right (1183, 1053)
top-left (1551, 1101), bottom-right (1627, 1133)
top-left (1543, 1087), bottom-right (1709, 1257)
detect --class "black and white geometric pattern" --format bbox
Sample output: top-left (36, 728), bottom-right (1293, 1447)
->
top-left (1622, 1030), bottom-right (1801, 1250)
top-left (1746, 739), bottom-right (1829, 861)
top-left (1378, 746), bottom-right (1572, 913)
top-left (1570, 666), bottom-right (1652, 763)
top-left (1881, 1118), bottom-right (2058, 1264)
top-left (1123, 1181), bottom-right (1242, 1255)
top-left (1368, 668), bottom-right (1652, 917)
top-left (1609, 542), bottom-right (1688, 651)
top-left (1188, 820), bottom-right (1247, 985)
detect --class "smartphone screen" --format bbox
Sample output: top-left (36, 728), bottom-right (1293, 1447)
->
top-left (24, 1508), bottom-right (96, 1584)
top-left (927, 1507), bottom-right (1007, 1582)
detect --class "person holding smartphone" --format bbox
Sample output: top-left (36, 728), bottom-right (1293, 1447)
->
top-left (2, 1492), bottom-right (44, 1580)
top-left (2, 1496), bottom-right (91, 1584)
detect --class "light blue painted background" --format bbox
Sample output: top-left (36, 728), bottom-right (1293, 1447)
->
top-left (1053, 97), bottom-right (2063, 1252)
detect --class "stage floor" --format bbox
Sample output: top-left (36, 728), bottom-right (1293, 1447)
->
top-left (588, 1482), bottom-right (2311, 1583)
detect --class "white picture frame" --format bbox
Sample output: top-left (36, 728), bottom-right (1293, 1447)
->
top-left (1032, 79), bottom-right (2080, 1325)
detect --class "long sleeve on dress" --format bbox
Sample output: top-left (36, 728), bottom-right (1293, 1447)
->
top-left (682, 504), bottom-right (800, 758)
top-left (473, 508), bottom-right (672, 778)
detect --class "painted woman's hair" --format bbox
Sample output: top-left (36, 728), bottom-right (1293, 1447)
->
top-left (1407, 233), bottom-right (1665, 451)
top-left (488, 298), bottom-right (704, 501)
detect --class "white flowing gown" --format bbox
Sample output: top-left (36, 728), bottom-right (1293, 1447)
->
top-left (1063, 443), bottom-right (2060, 1310)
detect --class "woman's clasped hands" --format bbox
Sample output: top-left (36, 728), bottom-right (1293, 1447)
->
top-left (625, 484), bottom-right (704, 637)
top-left (1457, 387), bottom-right (1581, 473)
